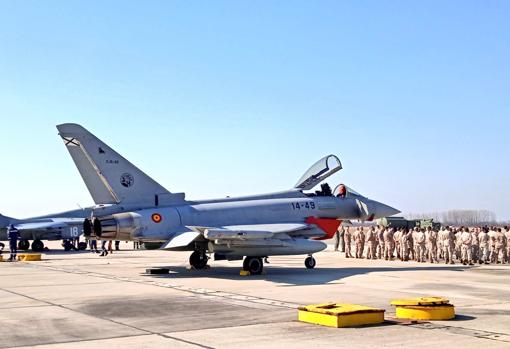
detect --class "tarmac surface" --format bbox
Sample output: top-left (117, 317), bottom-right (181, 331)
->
top-left (1, 241), bottom-right (509, 348)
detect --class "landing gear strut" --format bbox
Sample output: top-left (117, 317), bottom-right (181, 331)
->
top-left (189, 251), bottom-right (208, 269)
top-left (305, 255), bottom-right (316, 269)
top-left (243, 257), bottom-right (264, 275)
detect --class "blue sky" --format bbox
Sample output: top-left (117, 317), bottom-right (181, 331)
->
top-left (0, 1), bottom-right (509, 220)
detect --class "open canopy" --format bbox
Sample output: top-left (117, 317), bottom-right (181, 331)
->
top-left (294, 155), bottom-right (342, 190)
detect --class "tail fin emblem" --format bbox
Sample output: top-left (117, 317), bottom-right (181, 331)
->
top-left (120, 173), bottom-right (134, 187)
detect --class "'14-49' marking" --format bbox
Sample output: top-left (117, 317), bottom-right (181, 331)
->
top-left (291, 202), bottom-right (315, 210)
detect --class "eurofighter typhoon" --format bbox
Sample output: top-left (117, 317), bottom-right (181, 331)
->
top-left (57, 124), bottom-right (399, 274)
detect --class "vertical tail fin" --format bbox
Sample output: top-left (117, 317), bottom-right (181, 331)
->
top-left (0, 214), bottom-right (15, 227)
top-left (57, 123), bottom-right (185, 206)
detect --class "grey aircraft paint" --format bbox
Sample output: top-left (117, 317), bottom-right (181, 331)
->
top-left (57, 123), bottom-right (400, 272)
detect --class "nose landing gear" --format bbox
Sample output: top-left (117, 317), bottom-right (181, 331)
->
top-left (305, 255), bottom-right (316, 269)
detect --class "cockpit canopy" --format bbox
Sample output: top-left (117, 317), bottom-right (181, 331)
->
top-left (294, 155), bottom-right (342, 191)
top-left (333, 184), bottom-right (367, 199)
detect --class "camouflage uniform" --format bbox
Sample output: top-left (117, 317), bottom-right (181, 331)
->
top-left (393, 229), bottom-right (402, 260)
top-left (505, 228), bottom-right (510, 263)
top-left (442, 228), bottom-right (455, 265)
top-left (494, 229), bottom-right (506, 264)
top-left (365, 227), bottom-right (377, 259)
top-left (460, 229), bottom-right (473, 265)
top-left (400, 230), bottom-right (411, 261)
top-left (488, 229), bottom-right (497, 263)
top-left (376, 227), bottom-right (385, 259)
top-left (414, 229), bottom-right (426, 262)
top-left (344, 227), bottom-right (352, 258)
top-left (383, 227), bottom-right (395, 260)
top-left (478, 229), bottom-right (490, 264)
top-left (425, 227), bottom-right (438, 263)
top-left (470, 229), bottom-right (479, 264)
top-left (354, 227), bottom-right (365, 259)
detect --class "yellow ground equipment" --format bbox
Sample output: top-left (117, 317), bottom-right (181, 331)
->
top-left (298, 303), bottom-right (385, 328)
top-left (17, 254), bottom-right (42, 262)
top-left (390, 297), bottom-right (455, 320)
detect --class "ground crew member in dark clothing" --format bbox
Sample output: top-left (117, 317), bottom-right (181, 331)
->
top-left (115, 240), bottom-right (120, 251)
top-left (7, 224), bottom-right (20, 262)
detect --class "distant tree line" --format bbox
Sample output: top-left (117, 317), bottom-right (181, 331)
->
top-left (405, 210), bottom-right (497, 226)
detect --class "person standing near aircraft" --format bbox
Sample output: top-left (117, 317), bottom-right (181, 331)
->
top-left (344, 226), bottom-right (352, 258)
top-left (443, 226), bottom-right (455, 265)
top-left (504, 227), bottom-right (510, 263)
top-left (479, 227), bottom-right (490, 264)
top-left (100, 240), bottom-right (108, 257)
top-left (376, 226), bottom-right (385, 259)
top-left (471, 228), bottom-right (480, 264)
top-left (460, 227), bottom-right (474, 265)
top-left (333, 228), bottom-right (341, 252)
top-left (384, 227), bottom-right (395, 260)
top-left (365, 226), bottom-right (377, 259)
top-left (354, 227), bottom-right (365, 259)
top-left (7, 224), bottom-right (20, 262)
top-left (414, 228), bottom-right (426, 262)
top-left (494, 228), bottom-right (506, 264)
top-left (393, 227), bottom-right (402, 260)
top-left (425, 227), bottom-right (438, 263)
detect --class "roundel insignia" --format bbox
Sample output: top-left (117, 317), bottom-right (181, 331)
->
top-left (151, 213), bottom-right (162, 223)
top-left (120, 173), bottom-right (134, 188)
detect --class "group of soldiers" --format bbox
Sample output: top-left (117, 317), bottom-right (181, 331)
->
top-left (335, 225), bottom-right (510, 265)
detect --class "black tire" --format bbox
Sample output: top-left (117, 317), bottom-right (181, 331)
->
top-left (63, 240), bottom-right (73, 251)
top-left (18, 240), bottom-right (30, 251)
top-left (305, 256), bottom-right (316, 269)
top-left (78, 242), bottom-right (88, 251)
top-left (32, 240), bottom-right (44, 252)
top-left (189, 251), bottom-right (208, 269)
top-left (245, 257), bottom-right (263, 275)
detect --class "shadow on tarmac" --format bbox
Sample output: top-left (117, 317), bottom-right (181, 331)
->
top-left (143, 265), bottom-right (472, 286)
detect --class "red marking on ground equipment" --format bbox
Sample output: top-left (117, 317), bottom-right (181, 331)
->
top-left (306, 217), bottom-right (342, 240)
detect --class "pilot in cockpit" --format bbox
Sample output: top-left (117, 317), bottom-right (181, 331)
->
top-left (336, 184), bottom-right (347, 198)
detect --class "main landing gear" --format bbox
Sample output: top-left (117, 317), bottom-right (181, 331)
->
top-left (243, 256), bottom-right (264, 275)
top-left (304, 255), bottom-right (316, 269)
top-left (18, 240), bottom-right (30, 251)
top-left (189, 250), bottom-right (209, 269)
top-left (31, 240), bottom-right (44, 252)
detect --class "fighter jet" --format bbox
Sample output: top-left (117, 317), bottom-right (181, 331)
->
top-left (0, 211), bottom-right (88, 251)
top-left (57, 123), bottom-right (400, 274)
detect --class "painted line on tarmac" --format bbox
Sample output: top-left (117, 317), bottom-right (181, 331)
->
top-left (26, 264), bottom-right (510, 344)
top-left (410, 323), bottom-right (510, 343)
top-left (30, 264), bottom-right (300, 310)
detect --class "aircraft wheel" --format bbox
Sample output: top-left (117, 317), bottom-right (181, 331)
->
top-left (32, 239), bottom-right (44, 252)
top-left (18, 239), bottom-right (30, 251)
top-left (63, 240), bottom-right (73, 251)
top-left (243, 257), bottom-right (263, 275)
top-left (78, 242), bottom-right (88, 251)
top-left (305, 256), bottom-right (316, 269)
top-left (189, 251), bottom-right (208, 269)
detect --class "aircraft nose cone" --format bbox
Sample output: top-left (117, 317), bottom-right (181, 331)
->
top-left (374, 202), bottom-right (400, 219)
